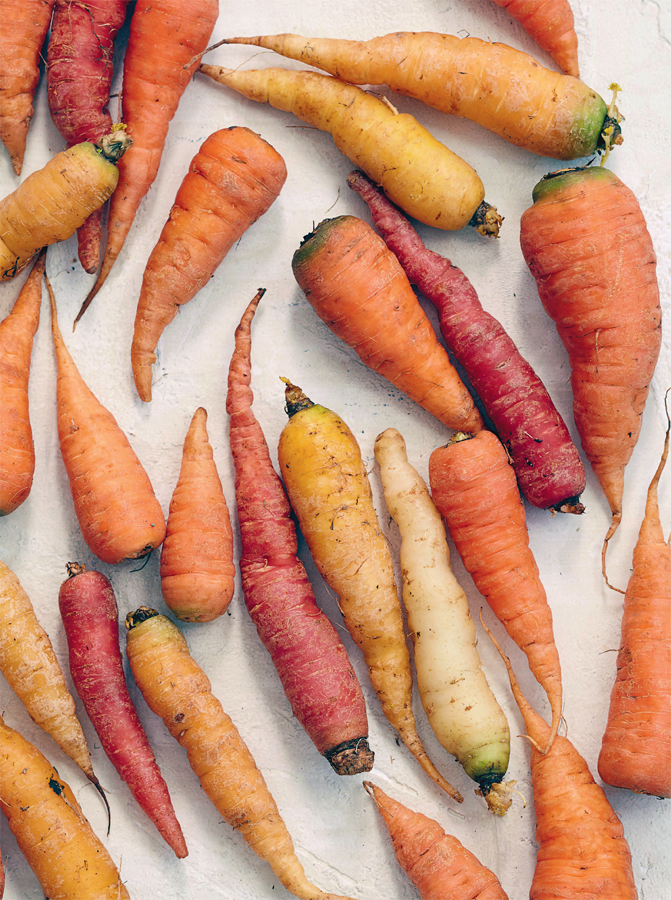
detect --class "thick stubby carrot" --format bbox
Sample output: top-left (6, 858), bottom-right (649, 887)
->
top-left (0, 251), bottom-right (45, 515)
top-left (218, 32), bottom-right (620, 159)
top-left (46, 0), bottom-right (130, 273)
top-left (48, 279), bottom-right (166, 564)
top-left (365, 782), bottom-right (509, 899)
top-left (125, 608), bottom-right (361, 900)
top-left (226, 292), bottom-right (373, 775)
top-left (0, 717), bottom-right (130, 900)
top-left (160, 407), bottom-right (235, 623)
top-left (131, 126), bottom-right (287, 401)
top-left (0, 0), bottom-right (56, 175)
top-left (77, 0), bottom-right (219, 322)
top-left (429, 430), bottom-right (563, 752)
top-left (348, 170), bottom-right (586, 514)
top-left (292, 216), bottom-right (484, 435)
top-left (199, 63), bottom-right (501, 237)
top-left (598, 408), bottom-right (671, 798)
top-left (489, 634), bottom-right (638, 900)
top-left (520, 166), bottom-right (661, 580)
top-left (278, 381), bottom-right (463, 801)
top-left (58, 563), bottom-right (188, 856)
top-left (491, 0), bottom-right (580, 77)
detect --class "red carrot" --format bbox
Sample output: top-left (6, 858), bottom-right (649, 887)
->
top-left (491, 0), bottom-right (580, 77)
top-left (58, 562), bottom-right (188, 857)
top-left (226, 290), bottom-right (374, 775)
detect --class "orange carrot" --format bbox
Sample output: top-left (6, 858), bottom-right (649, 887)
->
top-left (429, 430), bottom-right (562, 753)
top-left (491, 0), bottom-right (580, 77)
top-left (160, 407), bottom-right (235, 623)
top-left (365, 782), bottom-right (509, 899)
top-left (130, 126), bottom-right (286, 401)
top-left (75, 0), bottom-right (219, 323)
top-left (0, 0), bottom-right (56, 175)
top-left (292, 216), bottom-right (484, 435)
top-left (598, 399), bottom-right (671, 798)
top-left (48, 277), bottom-right (166, 564)
top-left (0, 250), bottom-right (45, 516)
top-left (520, 166), bottom-right (662, 582)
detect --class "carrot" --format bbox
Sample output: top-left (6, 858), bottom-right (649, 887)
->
top-left (0, 126), bottom-right (131, 281)
top-left (198, 64), bottom-right (502, 237)
top-left (160, 407), bottom-right (235, 623)
top-left (226, 291), bottom-right (373, 775)
top-left (130, 125), bottom-right (287, 402)
top-left (364, 781), bottom-right (510, 899)
top-left (598, 399), bottom-right (671, 798)
top-left (278, 380), bottom-right (463, 802)
top-left (0, 715), bottom-right (130, 900)
top-left (428, 430), bottom-right (563, 753)
top-left (491, 0), bottom-right (580, 77)
top-left (215, 31), bottom-right (621, 159)
top-left (0, 559), bottom-right (101, 793)
top-left (292, 215), bottom-right (484, 435)
top-left (125, 607), bottom-right (363, 900)
top-left (48, 277), bottom-right (166, 565)
top-left (487, 629), bottom-right (638, 900)
top-left (348, 169), bottom-right (586, 514)
top-left (46, 0), bottom-right (131, 273)
top-left (58, 562), bottom-right (188, 856)
top-left (0, 250), bottom-right (45, 516)
top-left (76, 0), bottom-right (219, 323)
top-left (0, 0), bottom-right (56, 175)
top-left (520, 165), bottom-right (662, 582)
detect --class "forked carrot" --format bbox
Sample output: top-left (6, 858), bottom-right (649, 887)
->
top-left (491, 0), bottom-right (580, 77)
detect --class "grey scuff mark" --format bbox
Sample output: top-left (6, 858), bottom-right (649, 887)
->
top-left (646, 0), bottom-right (671, 46)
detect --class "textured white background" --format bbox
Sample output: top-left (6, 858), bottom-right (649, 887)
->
top-left (1, 1), bottom-right (670, 898)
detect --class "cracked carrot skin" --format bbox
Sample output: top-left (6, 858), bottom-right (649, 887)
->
top-left (0, 716), bottom-right (130, 900)
top-left (219, 32), bottom-right (618, 159)
top-left (491, 0), bottom-right (580, 77)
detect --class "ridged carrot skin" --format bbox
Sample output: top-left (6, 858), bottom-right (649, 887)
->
top-left (219, 31), bottom-right (617, 159)
top-left (278, 382), bottom-right (463, 802)
top-left (429, 431), bottom-right (563, 753)
top-left (492, 0), bottom-right (580, 77)
top-left (0, 717), bottom-right (130, 900)
top-left (0, 251), bottom-right (45, 515)
top-left (0, 0), bottom-right (56, 175)
top-left (48, 281), bottom-right (166, 564)
top-left (226, 292), bottom-right (373, 775)
top-left (160, 407), bottom-right (235, 623)
top-left (365, 782), bottom-right (509, 899)
top-left (598, 414), bottom-right (671, 798)
top-left (58, 563), bottom-right (188, 857)
top-left (347, 170), bottom-right (586, 514)
top-left (292, 216), bottom-right (484, 435)
top-left (520, 166), bottom-right (661, 575)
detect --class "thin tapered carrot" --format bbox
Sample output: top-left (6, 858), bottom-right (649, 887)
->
top-left (47, 277), bottom-right (166, 564)
top-left (0, 250), bottom-right (45, 516)
top-left (76, 0), bottom-right (219, 323)
top-left (429, 430), bottom-right (563, 753)
top-left (491, 0), bottom-right (580, 77)
top-left (598, 398), bottom-right (671, 798)
top-left (160, 407), bottom-right (235, 623)
top-left (0, 0), bottom-right (56, 175)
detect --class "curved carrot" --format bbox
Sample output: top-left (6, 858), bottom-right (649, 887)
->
top-left (0, 251), bottom-right (45, 516)
top-left (520, 166), bottom-right (662, 582)
top-left (76, 0), bottom-right (219, 323)
top-left (160, 407), bottom-right (235, 623)
top-left (292, 215), bottom-right (484, 435)
top-left (491, 0), bottom-right (580, 77)
top-left (131, 126), bottom-right (287, 401)
top-left (429, 430), bottom-right (563, 753)
top-left (598, 401), bottom-right (671, 798)
top-left (48, 278), bottom-right (166, 564)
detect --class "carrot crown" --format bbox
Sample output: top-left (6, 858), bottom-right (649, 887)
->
top-left (95, 124), bottom-right (133, 164)
top-left (125, 607), bottom-right (161, 630)
top-left (281, 378), bottom-right (315, 417)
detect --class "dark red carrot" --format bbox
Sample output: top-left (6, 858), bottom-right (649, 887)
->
top-left (347, 169), bottom-right (585, 514)
top-left (225, 290), bottom-right (373, 775)
top-left (58, 562), bottom-right (188, 857)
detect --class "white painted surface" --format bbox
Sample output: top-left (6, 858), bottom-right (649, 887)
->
top-left (1, 1), bottom-right (669, 898)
